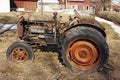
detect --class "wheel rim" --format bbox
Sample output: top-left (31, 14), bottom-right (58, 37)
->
top-left (11, 47), bottom-right (29, 63)
top-left (67, 40), bottom-right (101, 71)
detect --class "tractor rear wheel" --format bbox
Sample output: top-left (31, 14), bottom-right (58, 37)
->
top-left (61, 26), bottom-right (109, 72)
top-left (6, 42), bottom-right (34, 63)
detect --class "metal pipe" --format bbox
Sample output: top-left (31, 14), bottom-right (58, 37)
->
top-left (65, 0), bottom-right (67, 9)
top-left (41, 0), bottom-right (43, 15)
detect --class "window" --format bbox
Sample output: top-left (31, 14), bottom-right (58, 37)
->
top-left (78, 5), bottom-right (83, 11)
top-left (86, 5), bottom-right (89, 10)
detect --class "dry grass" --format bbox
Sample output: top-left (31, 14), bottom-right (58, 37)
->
top-left (103, 23), bottom-right (120, 79)
top-left (0, 12), bottom-right (23, 24)
top-left (97, 11), bottom-right (120, 24)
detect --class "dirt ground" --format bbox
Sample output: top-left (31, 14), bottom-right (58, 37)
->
top-left (0, 14), bottom-right (120, 80)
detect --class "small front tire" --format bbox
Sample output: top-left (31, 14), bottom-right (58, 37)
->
top-left (6, 42), bottom-right (34, 63)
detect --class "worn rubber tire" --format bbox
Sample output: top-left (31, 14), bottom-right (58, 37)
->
top-left (61, 26), bottom-right (109, 72)
top-left (6, 42), bottom-right (34, 63)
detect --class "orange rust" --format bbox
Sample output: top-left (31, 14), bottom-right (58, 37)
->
top-left (18, 17), bottom-right (24, 38)
top-left (11, 47), bottom-right (29, 63)
top-left (67, 41), bottom-right (101, 71)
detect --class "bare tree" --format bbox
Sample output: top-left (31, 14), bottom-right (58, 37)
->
top-left (100, 0), bottom-right (111, 11)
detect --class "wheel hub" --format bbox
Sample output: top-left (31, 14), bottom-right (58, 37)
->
top-left (79, 50), bottom-right (88, 58)
top-left (67, 40), bottom-right (101, 71)
top-left (11, 47), bottom-right (29, 63)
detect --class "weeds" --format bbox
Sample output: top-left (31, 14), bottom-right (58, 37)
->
top-left (97, 11), bottom-right (120, 24)
top-left (0, 12), bottom-right (22, 24)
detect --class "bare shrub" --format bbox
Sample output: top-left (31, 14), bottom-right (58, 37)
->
top-left (97, 11), bottom-right (120, 24)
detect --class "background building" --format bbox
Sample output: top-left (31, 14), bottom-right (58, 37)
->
top-left (10, 0), bottom-right (38, 11)
top-left (0, 0), bottom-right (10, 13)
top-left (112, 3), bottom-right (120, 12)
top-left (59, 0), bottom-right (102, 14)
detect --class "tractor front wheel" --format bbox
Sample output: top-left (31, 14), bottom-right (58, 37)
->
top-left (6, 42), bottom-right (34, 63)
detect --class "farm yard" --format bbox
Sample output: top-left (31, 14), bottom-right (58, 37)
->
top-left (0, 12), bottom-right (120, 80)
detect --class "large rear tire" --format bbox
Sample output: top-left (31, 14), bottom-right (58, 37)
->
top-left (61, 26), bottom-right (109, 72)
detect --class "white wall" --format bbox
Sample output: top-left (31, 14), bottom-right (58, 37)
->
top-left (0, 0), bottom-right (10, 13)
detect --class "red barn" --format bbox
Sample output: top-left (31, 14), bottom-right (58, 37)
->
top-left (112, 4), bottom-right (120, 12)
top-left (10, 0), bottom-right (37, 11)
top-left (59, 0), bottom-right (101, 13)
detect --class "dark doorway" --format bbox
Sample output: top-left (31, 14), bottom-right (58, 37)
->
top-left (10, 0), bottom-right (17, 11)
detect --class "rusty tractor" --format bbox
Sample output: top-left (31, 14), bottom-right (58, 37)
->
top-left (6, 10), bottom-right (109, 72)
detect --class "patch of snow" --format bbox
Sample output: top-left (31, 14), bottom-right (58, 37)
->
top-left (95, 17), bottom-right (120, 37)
top-left (17, 8), bottom-right (25, 12)
top-left (0, 24), bottom-right (17, 30)
top-left (43, 9), bottom-right (75, 14)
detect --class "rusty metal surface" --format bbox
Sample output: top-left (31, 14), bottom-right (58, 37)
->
top-left (18, 17), bottom-right (24, 38)
top-left (74, 9), bottom-right (105, 30)
top-left (28, 15), bottom-right (54, 22)
top-left (26, 39), bottom-right (47, 46)
top-left (17, 11), bottom-right (105, 46)
top-left (66, 40), bottom-right (101, 71)
top-left (11, 47), bottom-right (29, 63)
